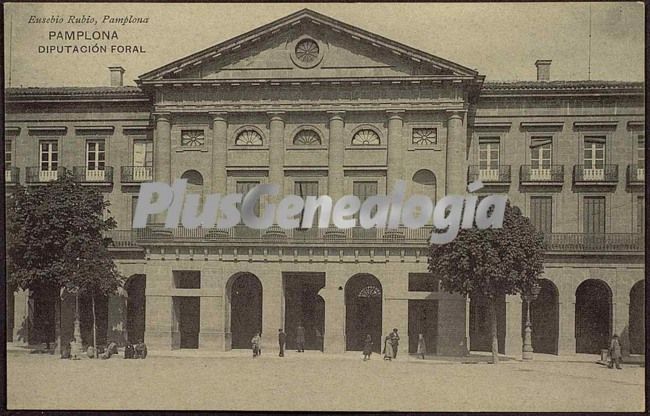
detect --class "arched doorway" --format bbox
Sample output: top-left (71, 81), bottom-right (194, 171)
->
top-left (228, 273), bottom-right (262, 349)
top-left (575, 279), bottom-right (612, 354)
top-left (126, 274), bottom-right (146, 344)
top-left (629, 280), bottom-right (645, 354)
top-left (524, 279), bottom-right (559, 354)
top-left (345, 274), bottom-right (382, 352)
top-left (469, 294), bottom-right (505, 354)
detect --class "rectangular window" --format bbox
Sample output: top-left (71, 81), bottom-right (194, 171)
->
top-left (294, 181), bottom-right (319, 198)
top-left (408, 273), bottom-right (440, 292)
top-left (5, 139), bottom-right (12, 169)
top-left (583, 196), bottom-right (605, 234)
top-left (530, 196), bottom-right (553, 234)
top-left (173, 271), bottom-right (201, 289)
top-left (40, 141), bottom-right (58, 171)
top-left (479, 137), bottom-right (500, 170)
top-left (86, 140), bottom-right (106, 171)
top-left (530, 136), bottom-right (552, 169)
top-left (583, 136), bottom-right (606, 170)
top-left (236, 181), bottom-right (260, 217)
top-left (133, 140), bottom-right (153, 167)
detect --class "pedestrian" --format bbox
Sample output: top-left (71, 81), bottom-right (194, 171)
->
top-left (383, 334), bottom-right (394, 361)
top-left (390, 328), bottom-right (400, 359)
top-left (315, 328), bottom-right (323, 352)
top-left (362, 334), bottom-right (373, 361)
top-left (278, 329), bottom-right (286, 357)
top-left (417, 333), bottom-right (426, 359)
top-left (608, 334), bottom-right (622, 369)
top-left (251, 332), bottom-right (261, 358)
top-left (296, 325), bottom-right (306, 352)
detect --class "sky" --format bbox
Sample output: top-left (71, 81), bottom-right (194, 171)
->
top-left (4, 2), bottom-right (645, 87)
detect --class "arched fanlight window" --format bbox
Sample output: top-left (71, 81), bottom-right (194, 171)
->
top-left (293, 129), bottom-right (321, 145)
top-left (235, 129), bottom-right (263, 146)
top-left (412, 169), bottom-right (437, 216)
top-left (352, 129), bottom-right (380, 146)
top-left (181, 170), bottom-right (204, 197)
top-left (358, 285), bottom-right (382, 298)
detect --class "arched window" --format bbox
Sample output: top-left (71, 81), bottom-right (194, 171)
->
top-left (293, 129), bottom-right (321, 145)
top-left (352, 129), bottom-right (380, 146)
top-left (235, 129), bottom-right (263, 146)
top-left (358, 285), bottom-right (382, 298)
top-left (412, 169), bottom-right (437, 218)
top-left (181, 170), bottom-right (204, 196)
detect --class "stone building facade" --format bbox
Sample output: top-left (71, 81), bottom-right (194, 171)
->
top-left (5, 9), bottom-right (645, 357)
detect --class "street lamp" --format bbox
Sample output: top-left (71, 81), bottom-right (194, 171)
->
top-left (521, 283), bottom-right (542, 360)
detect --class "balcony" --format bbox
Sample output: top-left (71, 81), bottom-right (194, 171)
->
top-left (573, 164), bottom-right (618, 185)
top-left (543, 233), bottom-right (644, 252)
top-left (72, 166), bottom-right (114, 184)
top-left (121, 166), bottom-right (153, 183)
top-left (26, 167), bottom-right (66, 183)
top-left (627, 164), bottom-right (645, 185)
top-left (5, 167), bottom-right (20, 185)
top-left (468, 165), bottom-right (511, 185)
top-left (520, 165), bottom-right (564, 186)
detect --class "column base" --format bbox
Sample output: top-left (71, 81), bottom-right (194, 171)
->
top-left (145, 331), bottom-right (174, 350)
top-left (324, 331), bottom-right (345, 354)
top-left (199, 331), bottom-right (226, 351)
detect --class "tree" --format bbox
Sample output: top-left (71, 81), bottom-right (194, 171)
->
top-left (7, 171), bottom-right (123, 353)
top-left (427, 202), bottom-right (545, 363)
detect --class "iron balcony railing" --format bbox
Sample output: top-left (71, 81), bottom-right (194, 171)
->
top-left (519, 165), bottom-right (564, 183)
top-left (627, 164), bottom-right (645, 184)
top-left (25, 166), bottom-right (67, 183)
top-left (72, 166), bottom-right (114, 183)
top-left (573, 164), bottom-right (618, 183)
top-left (121, 166), bottom-right (153, 183)
top-left (467, 165), bottom-right (511, 183)
top-left (542, 233), bottom-right (644, 252)
top-left (5, 167), bottom-right (19, 184)
top-left (104, 229), bottom-right (644, 253)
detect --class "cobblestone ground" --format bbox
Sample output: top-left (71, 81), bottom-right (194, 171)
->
top-left (7, 351), bottom-right (645, 411)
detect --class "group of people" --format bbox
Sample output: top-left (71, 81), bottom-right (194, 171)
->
top-left (363, 330), bottom-right (427, 361)
top-left (251, 325), bottom-right (322, 358)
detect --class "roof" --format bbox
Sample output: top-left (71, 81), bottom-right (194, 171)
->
top-left (6, 86), bottom-right (145, 96)
top-left (138, 8), bottom-right (480, 82)
top-left (482, 80), bottom-right (644, 95)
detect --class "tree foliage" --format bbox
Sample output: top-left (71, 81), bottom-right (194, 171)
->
top-left (7, 171), bottom-right (123, 297)
top-left (428, 202), bottom-right (545, 298)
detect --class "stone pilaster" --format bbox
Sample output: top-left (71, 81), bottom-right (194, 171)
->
top-left (154, 112), bottom-right (172, 184)
top-left (144, 295), bottom-right (174, 350)
top-left (106, 294), bottom-right (126, 345)
top-left (327, 111), bottom-right (345, 201)
top-left (613, 296), bottom-right (631, 357)
top-left (386, 110), bottom-right (405, 193)
top-left (503, 294), bottom-right (522, 357)
top-left (261, 272), bottom-right (284, 353)
top-left (210, 112), bottom-right (228, 194)
top-left (320, 286), bottom-right (345, 353)
top-left (199, 295), bottom-right (225, 351)
top-left (557, 295), bottom-right (576, 355)
top-left (445, 111), bottom-right (466, 195)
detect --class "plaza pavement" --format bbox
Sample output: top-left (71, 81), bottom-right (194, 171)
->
top-left (6, 348), bottom-right (645, 411)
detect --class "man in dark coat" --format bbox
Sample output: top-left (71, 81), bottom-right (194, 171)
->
top-left (296, 325), bottom-right (306, 352)
top-left (608, 334), bottom-right (622, 369)
top-left (278, 329), bottom-right (286, 357)
top-left (390, 328), bottom-right (400, 359)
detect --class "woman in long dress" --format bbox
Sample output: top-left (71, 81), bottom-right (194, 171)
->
top-left (362, 334), bottom-right (373, 361)
top-left (383, 335), bottom-right (394, 361)
top-left (417, 333), bottom-right (426, 359)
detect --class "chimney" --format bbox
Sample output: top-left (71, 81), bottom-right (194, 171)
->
top-left (108, 65), bottom-right (125, 87)
top-left (535, 60), bottom-right (552, 82)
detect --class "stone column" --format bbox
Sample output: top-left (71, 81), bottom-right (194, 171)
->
top-left (437, 296), bottom-right (469, 356)
top-left (11, 289), bottom-right (29, 345)
top-left (383, 297), bottom-right (409, 358)
top-left (503, 294), bottom-right (522, 357)
top-left (446, 111), bottom-right (467, 195)
top-left (145, 295), bottom-right (174, 350)
top-left (557, 296), bottom-right (576, 355)
top-left (268, 112), bottom-right (285, 194)
top-left (154, 113), bottom-right (172, 184)
top-left (262, 272), bottom-right (284, 353)
top-left (386, 110), bottom-right (405, 193)
top-left (327, 111), bottom-right (345, 201)
top-left (210, 112), bottom-right (228, 194)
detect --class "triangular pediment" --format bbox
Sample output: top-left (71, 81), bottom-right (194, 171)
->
top-left (138, 9), bottom-right (478, 82)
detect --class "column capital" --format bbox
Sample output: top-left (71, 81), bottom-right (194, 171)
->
top-left (327, 110), bottom-right (345, 121)
top-left (209, 111), bottom-right (228, 121)
top-left (446, 109), bottom-right (466, 120)
top-left (386, 109), bottom-right (406, 119)
top-left (153, 112), bottom-right (171, 122)
top-left (267, 111), bottom-right (285, 122)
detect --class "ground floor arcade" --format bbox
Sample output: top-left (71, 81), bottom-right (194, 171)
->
top-left (7, 259), bottom-right (644, 357)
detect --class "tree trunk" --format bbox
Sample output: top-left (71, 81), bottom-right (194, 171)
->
top-left (54, 294), bottom-right (62, 357)
top-left (92, 295), bottom-right (97, 348)
top-left (489, 296), bottom-right (499, 364)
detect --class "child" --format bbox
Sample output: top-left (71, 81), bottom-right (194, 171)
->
top-left (251, 332), bottom-right (261, 358)
top-left (417, 333), bottom-right (426, 359)
top-left (362, 334), bottom-right (373, 361)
